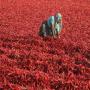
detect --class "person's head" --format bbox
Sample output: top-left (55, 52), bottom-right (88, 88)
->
top-left (55, 13), bottom-right (62, 23)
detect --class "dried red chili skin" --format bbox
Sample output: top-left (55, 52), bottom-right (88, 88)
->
top-left (0, 0), bottom-right (90, 90)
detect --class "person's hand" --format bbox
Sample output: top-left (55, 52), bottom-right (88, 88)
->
top-left (53, 35), bottom-right (57, 38)
top-left (58, 35), bottom-right (60, 38)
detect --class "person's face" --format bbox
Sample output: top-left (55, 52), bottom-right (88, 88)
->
top-left (57, 19), bottom-right (61, 23)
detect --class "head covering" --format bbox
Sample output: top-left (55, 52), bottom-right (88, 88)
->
top-left (55, 13), bottom-right (62, 21)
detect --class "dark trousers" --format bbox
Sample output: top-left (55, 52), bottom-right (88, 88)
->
top-left (39, 20), bottom-right (52, 37)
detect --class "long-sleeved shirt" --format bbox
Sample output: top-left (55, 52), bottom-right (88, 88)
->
top-left (47, 16), bottom-right (62, 33)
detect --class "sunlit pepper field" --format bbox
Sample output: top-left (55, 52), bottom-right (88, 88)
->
top-left (0, 0), bottom-right (90, 90)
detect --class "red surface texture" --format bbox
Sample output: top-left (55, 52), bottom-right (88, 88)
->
top-left (0, 0), bottom-right (90, 90)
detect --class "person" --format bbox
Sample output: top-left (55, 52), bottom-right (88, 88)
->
top-left (39, 13), bottom-right (63, 38)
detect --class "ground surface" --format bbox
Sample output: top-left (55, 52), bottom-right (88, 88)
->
top-left (0, 0), bottom-right (90, 90)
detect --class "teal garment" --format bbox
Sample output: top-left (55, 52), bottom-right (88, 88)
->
top-left (47, 16), bottom-right (62, 33)
top-left (47, 16), bottom-right (55, 27)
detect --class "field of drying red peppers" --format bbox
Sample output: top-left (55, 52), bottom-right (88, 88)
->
top-left (0, 0), bottom-right (90, 90)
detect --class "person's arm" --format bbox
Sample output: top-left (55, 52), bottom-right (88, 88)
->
top-left (51, 24), bottom-right (56, 37)
top-left (58, 20), bottom-right (63, 38)
top-left (57, 30), bottom-right (59, 38)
